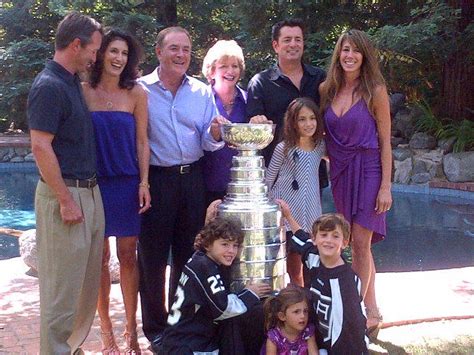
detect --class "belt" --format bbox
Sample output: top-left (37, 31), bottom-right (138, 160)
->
top-left (40, 175), bottom-right (98, 189)
top-left (151, 161), bottom-right (200, 175)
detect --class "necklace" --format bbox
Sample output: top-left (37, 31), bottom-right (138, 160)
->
top-left (97, 85), bottom-right (116, 110)
top-left (222, 91), bottom-right (237, 114)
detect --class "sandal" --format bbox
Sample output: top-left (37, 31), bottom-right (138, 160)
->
top-left (124, 331), bottom-right (142, 354)
top-left (100, 330), bottom-right (120, 354)
top-left (365, 307), bottom-right (383, 341)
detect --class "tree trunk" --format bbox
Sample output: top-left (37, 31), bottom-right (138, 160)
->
top-left (162, 0), bottom-right (177, 26)
top-left (440, 0), bottom-right (474, 120)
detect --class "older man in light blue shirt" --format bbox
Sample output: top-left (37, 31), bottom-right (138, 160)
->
top-left (137, 26), bottom-right (227, 351)
top-left (139, 67), bottom-right (223, 166)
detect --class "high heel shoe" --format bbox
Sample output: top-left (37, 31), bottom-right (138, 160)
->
top-left (124, 330), bottom-right (141, 354)
top-left (100, 330), bottom-right (120, 354)
top-left (365, 307), bottom-right (383, 341)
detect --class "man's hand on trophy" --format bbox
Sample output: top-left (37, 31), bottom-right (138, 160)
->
top-left (246, 282), bottom-right (272, 298)
top-left (210, 115), bottom-right (230, 141)
top-left (249, 115), bottom-right (273, 124)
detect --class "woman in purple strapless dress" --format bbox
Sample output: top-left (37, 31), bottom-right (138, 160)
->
top-left (83, 29), bottom-right (150, 353)
top-left (319, 29), bottom-right (392, 340)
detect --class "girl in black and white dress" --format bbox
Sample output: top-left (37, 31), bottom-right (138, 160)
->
top-left (266, 97), bottom-right (326, 286)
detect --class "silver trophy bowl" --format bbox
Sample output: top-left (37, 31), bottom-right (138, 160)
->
top-left (217, 123), bottom-right (286, 293)
top-left (220, 123), bottom-right (276, 150)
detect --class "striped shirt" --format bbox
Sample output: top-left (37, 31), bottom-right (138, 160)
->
top-left (266, 140), bottom-right (326, 232)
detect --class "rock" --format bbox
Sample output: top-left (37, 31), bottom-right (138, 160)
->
top-left (392, 147), bottom-right (412, 161)
top-left (389, 93), bottom-right (405, 117)
top-left (393, 158), bottom-right (412, 184)
top-left (391, 136), bottom-right (405, 147)
top-left (411, 172), bottom-right (431, 184)
top-left (393, 108), bottom-right (416, 139)
top-left (443, 152), bottom-right (474, 182)
top-left (438, 137), bottom-right (456, 153)
top-left (13, 147), bottom-right (30, 157)
top-left (19, 229), bottom-right (38, 275)
top-left (412, 159), bottom-right (427, 174)
top-left (409, 132), bottom-right (437, 150)
top-left (1, 147), bottom-right (14, 162)
top-left (24, 152), bottom-right (36, 162)
top-left (0, 147), bottom-right (10, 160)
top-left (417, 149), bottom-right (444, 178)
top-left (19, 229), bottom-right (121, 283)
top-left (9, 156), bottom-right (25, 162)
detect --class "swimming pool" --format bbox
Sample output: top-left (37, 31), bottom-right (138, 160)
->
top-left (1, 170), bottom-right (474, 271)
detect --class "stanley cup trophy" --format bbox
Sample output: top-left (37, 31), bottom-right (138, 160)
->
top-left (218, 123), bottom-right (287, 293)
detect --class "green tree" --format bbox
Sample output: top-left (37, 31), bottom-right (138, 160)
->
top-left (374, 0), bottom-right (474, 121)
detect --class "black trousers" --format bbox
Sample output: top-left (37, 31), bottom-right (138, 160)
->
top-left (138, 162), bottom-right (206, 341)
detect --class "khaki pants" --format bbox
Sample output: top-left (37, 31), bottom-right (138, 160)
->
top-left (35, 180), bottom-right (105, 355)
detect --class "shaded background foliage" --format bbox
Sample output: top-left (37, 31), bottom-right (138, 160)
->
top-left (0, 0), bottom-right (472, 134)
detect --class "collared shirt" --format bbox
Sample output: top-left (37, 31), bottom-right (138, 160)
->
top-left (203, 85), bottom-right (247, 192)
top-left (138, 68), bottom-right (223, 167)
top-left (27, 60), bottom-right (96, 179)
top-left (246, 63), bottom-right (326, 163)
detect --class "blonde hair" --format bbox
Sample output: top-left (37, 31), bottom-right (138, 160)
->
top-left (201, 40), bottom-right (245, 83)
top-left (320, 29), bottom-right (385, 117)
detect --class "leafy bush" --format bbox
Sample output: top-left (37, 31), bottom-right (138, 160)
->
top-left (439, 120), bottom-right (474, 153)
top-left (414, 100), bottom-right (445, 138)
top-left (0, 38), bottom-right (53, 131)
top-left (414, 100), bottom-right (474, 152)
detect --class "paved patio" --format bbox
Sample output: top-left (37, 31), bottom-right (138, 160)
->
top-left (1, 256), bottom-right (473, 354)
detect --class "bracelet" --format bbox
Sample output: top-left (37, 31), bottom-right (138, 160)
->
top-left (139, 181), bottom-right (150, 188)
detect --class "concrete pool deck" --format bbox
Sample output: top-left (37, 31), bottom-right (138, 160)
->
top-left (0, 257), bottom-right (473, 354)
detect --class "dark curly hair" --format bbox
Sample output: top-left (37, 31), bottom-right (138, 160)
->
top-left (194, 217), bottom-right (245, 252)
top-left (89, 28), bottom-right (143, 90)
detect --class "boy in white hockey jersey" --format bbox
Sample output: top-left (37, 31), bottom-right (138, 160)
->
top-left (279, 200), bottom-right (368, 354)
top-left (161, 217), bottom-right (271, 354)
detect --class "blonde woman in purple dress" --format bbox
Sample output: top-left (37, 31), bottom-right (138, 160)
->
top-left (319, 29), bottom-right (392, 340)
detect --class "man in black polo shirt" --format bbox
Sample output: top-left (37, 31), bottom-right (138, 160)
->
top-left (247, 19), bottom-right (327, 182)
top-left (28, 12), bottom-right (104, 354)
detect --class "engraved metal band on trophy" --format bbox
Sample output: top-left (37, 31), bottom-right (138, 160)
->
top-left (217, 123), bottom-right (287, 293)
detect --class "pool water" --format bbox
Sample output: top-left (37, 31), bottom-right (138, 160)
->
top-left (1, 171), bottom-right (474, 271)
top-left (0, 171), bottom-right (37, 259)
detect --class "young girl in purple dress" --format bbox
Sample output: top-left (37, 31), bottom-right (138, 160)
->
top-left (261, 286), bottom-right (318, 355)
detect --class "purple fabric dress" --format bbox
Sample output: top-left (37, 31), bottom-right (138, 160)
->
top-left (260, 323), bottom-right (315, 355)
top-left (324, 100), bottom-right (386, 243)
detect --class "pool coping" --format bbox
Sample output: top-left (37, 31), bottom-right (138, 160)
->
top-left (392, 183), bottom-right (474, 200)
top-left (1, 162), bottom-right (473, 200)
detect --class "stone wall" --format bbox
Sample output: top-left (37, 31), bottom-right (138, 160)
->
top-left (0, 146), bottom-right (34, 162)
top-left (390, 97), bottom-right (474, 185)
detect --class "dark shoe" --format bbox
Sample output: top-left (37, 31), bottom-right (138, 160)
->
top-left (148, 334), bottom-right (163, 355)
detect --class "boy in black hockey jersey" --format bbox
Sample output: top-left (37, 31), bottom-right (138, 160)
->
top-left (278, 200), bottom-right (368, 354)
top-left (160, 217), bottom-right (272, 354)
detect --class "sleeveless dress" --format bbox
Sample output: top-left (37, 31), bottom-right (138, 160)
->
top-left (92, 111), bottom-right (140, 237)
top-left (324, 100), bottom-right (386, 243)
top-left (260, 323), bottom-right (315, 355)
top-left (266, 141), bottom-right (326, 233)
